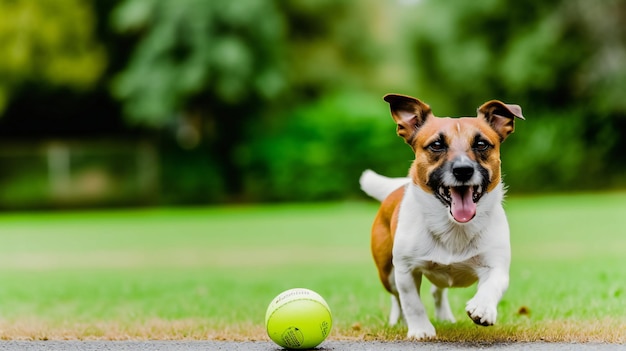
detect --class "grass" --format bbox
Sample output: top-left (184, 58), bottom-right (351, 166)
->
top-left (0, 192), bottom-right (624, 343)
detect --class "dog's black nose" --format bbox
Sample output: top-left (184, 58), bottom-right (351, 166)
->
top-left (452, 165), bottom-right (474, 182)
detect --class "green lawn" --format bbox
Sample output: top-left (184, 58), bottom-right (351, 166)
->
top-left (0, 193), bottom-right (624, 342)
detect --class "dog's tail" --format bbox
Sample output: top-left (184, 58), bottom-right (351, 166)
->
top-left (359, 169), bottom-right (410, 202)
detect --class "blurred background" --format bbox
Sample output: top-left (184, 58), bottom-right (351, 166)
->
top-left (0, 0), bottom-right (624, 210)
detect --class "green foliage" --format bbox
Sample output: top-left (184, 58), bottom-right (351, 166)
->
top-left (111, 0), bottom-right (287, 125)
top-left (110, 0), bottom-right (408, 201)
top-left (1, 0), bottom-right (625, 206)
top-left (402, 0), bottom-right (626, 191)
top-left (0, 0), bottom-right (105, 112)
top-left (276, 0), bottom-right (402, 95)
top-left (109, 0), bottom-right (626, 201)
top-left (111, 0), bottom-right (398, 126)
top-left (159, 145), bottom-right (226, 204)
top-left (238, 91), bottom-right (412, 201)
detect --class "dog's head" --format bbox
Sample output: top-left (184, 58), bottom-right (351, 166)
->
top-left (384, 94), bottom-right (524, 223)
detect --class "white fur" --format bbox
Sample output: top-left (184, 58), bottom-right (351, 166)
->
top-left (362, 170), bottom-right (510, 340)
top-left (359, 169), bottom-right (410, 202)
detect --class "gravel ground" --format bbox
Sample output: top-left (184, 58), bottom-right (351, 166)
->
top-left (0, 341), bottom-right (623, 351)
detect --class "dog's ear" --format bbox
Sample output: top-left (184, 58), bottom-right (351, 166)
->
top-left (477, 100), bottom-right (525, 142)
top-left (383, 94), bottom-right (433, 145)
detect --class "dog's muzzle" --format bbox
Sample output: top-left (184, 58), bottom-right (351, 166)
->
top-left (433, 159), bottom-right (485, 223)
top-left (437, 185), bottom-right (483, 223)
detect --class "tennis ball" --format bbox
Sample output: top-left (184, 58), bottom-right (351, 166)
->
top-left (265, 288), bottom-right (332, 349)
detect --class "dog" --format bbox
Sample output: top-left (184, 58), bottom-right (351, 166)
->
top-left (359, 93), bottom-right (524, 340)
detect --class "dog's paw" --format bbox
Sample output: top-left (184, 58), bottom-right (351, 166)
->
top-left (465, 298), bottom-right (497, 326)
top-left (406, 323), bottom-right (436, 340)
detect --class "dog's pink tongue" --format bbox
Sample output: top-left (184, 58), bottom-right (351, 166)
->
top-left (450, 187), bottom-right (476, 223)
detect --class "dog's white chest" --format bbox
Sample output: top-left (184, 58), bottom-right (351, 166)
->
top-left (422, 259), bottom-right (479, 288)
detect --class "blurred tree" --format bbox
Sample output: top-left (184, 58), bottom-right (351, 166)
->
top-left (111, 0), bottom-right (287, 125)
top-left (402, 0), bottom-right (626, 190)
top-left (111, 0), bottom-right (287, 198)
top-left (239, 90), bottom-right (412, 201)
top-left (0, 0), bottom-right (106, 113)
top-left (111, 0), bottom-right (402, 198)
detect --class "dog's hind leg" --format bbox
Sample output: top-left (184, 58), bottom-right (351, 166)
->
top-left (431, 285), bottom-right (456, 323)
top-left (389, 294), bottom-right (403, 326)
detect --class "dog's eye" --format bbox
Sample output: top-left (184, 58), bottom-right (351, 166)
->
top-left (473, 139), bottom-right (490, 151)
top-left (428, 140), bottom-right (446, 152)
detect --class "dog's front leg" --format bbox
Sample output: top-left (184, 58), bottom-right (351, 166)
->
top-left (465, 265), bottom-right (509, 326)
top-left (395, 268), bottom-right (436, 339)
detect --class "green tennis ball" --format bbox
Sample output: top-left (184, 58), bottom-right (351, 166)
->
top-left (265, 288), bottom-right (332, 349)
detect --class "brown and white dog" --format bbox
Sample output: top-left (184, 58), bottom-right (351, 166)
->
top-left (360, 94), bottom-right (524, 339)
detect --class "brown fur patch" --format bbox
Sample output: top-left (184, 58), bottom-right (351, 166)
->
top-left (370, 186), bottom-right (404, 293)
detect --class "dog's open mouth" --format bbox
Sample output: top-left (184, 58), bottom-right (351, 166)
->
top-left (437, 185), bottom-right (483, 223)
